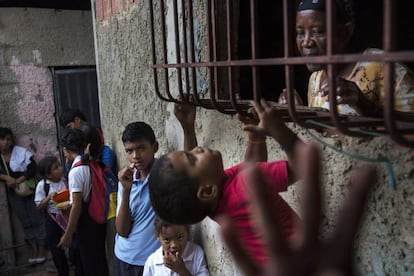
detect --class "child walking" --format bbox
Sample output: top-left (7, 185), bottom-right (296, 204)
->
top-left (57, 125), bottom-right (109, 276)
top-left (143, 217), bottom-right (210, 276)
top-left (34, 156), bottom-right (69, 276)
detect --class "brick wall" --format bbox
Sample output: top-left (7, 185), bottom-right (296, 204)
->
top-left (96, 0), bottom-right (139, 21)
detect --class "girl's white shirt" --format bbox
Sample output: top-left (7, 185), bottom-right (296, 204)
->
top-left (68, 155), bottom-right (92, 203)
top-left (34, 177), bottom-right (67, 214)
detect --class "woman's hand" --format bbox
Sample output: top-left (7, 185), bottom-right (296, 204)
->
top-left (4, 175), bottom-right (17, 188)
top-left (278, 89), bottom-right (304, 106)
top-left (331, 78), bottom-right (364, 106)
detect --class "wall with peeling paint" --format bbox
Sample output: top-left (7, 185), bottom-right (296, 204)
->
top-left (94, 1), bottom-right (414, 275)
top-left (0, 8), bottom-right (95, 163)
top-left (0, 7), bottom-right (95, 266)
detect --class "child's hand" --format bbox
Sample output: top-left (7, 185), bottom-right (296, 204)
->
top-left (118, 166), bottom-right (134, 191)
top-left (243, 99), bottom-right (288, 141)
top-left (220, 144), bottom-right (376, 276)
top-left (48, 192), bottom-right (57, 201)
top-left (163, 252), bottom-right (190, 276)
top-left (57, 232), bottom-right (72, 249)
top-left (237, 107), bottom-right (265, 142)
top-left (174, 99), bottom-right (196, 130)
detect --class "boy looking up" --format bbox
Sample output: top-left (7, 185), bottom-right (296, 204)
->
top-left (148, 99), bottom-right (303, 266)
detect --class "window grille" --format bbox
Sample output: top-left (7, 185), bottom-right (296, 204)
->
top-left (149, 0), bottom-right (414, 148)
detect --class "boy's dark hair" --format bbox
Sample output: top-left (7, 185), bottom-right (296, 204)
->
top-left (60, 128), bottom-right (85, 154)
top-left (153, 216), bottom-right (190, 236)
top-left (38, 156), bottom-right (59, 178)
top-left (122, 122), bottom-right (156, 144)
top-left (149, 154), bottom-right (211, 225)
top-left (60, 108), bottom-right (87, 126)
top-left (0, 127), bottom-right (14, 140)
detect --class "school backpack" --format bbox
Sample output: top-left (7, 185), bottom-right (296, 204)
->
top-left (73, 159), bottom-right (118, 224)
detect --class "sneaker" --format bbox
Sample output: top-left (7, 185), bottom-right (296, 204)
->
top-left (28, 258), bottom-right (37, 264)
top-left (36, 257), bottom-right (47, 264)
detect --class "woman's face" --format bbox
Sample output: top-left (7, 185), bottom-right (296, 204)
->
top-left (0, 134), bottom-right (13, 153)
top-left (296, 10), bottom-right (328, 72)
top-left (296, 9), bottom-right (351, 72)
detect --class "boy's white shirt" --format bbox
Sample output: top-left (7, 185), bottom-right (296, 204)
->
top-left (143, 241), bottom-right (210, 276)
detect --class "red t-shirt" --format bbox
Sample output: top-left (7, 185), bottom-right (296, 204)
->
top-left (212, 161), bottom-right (298, 266)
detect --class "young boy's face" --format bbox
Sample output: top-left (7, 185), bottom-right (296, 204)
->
top-left (123, 139), bottom-right (158, 172)
top-left (167, 146), bottom-right (224, 183)
top-left (157, 225), bottom-right (189, 257)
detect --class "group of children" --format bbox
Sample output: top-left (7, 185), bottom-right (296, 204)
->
top-left (31, 97), bottom-right (303, 276)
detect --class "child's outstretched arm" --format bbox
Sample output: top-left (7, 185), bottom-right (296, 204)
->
top-left (174, 100), bottom-right (198, 151)
top-left (243, 99), bottom-right (304, 184)
top-left (220, 144), bottom-right (376, 276)
top-left (237, 108), bottom-right (267, 162)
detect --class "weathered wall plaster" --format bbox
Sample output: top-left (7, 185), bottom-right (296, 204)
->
top-left (0, 7), bottom-right (95, 266)
top-left (0, 8), bottom-right (95, 163)
top-left (94, 2), bottom-right (414, 276)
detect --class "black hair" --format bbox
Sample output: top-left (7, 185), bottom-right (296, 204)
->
top-left (153, 216), bottom-right (190, 236)
top-left (60, 108), bottom-right (87, 126)
top-left (148, 154), bottom-right (211, 225)
top-left (38, 155), bottom-right (59, 178)
top-left (79, 124), bottom-right (103, 161)
top-left (0, 127), bottom-right (14, 141)
top-left (60, 128), bottom-right (85, 155)
top-left (121, 122), bottom-right (156, 145)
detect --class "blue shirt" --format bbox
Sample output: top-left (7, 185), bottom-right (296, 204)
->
top-left (114, 170), bottom-right (160, 265)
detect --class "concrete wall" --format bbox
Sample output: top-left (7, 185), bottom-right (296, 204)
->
top-left (94, 1), bottom-right (414, 275)
top-left (0, 8), bottom-right (95, 162)
top-left (0, 7), bottom-right (95, 266)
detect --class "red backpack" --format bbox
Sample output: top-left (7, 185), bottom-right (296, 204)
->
top-left (73, 160), bottom-right (118, 224)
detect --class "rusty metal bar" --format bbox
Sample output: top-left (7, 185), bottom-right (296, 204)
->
top-left (172, 0), bottom-right (185, 99)
top-left (148, 0), bottom-right (414, 147)
top-left (250, 0), bottom-right (260, 101)
top-left (150, 0), bottom-right (174, 102)
top-left (383, 0), bottom-right (413, 146)
top-left (152, 52), bottom-right (414, 69)
top-left (226, 0), bottom-right (242, 114)
top-left (186, 0), bottom-right (201, 105)
top-left (180, 0), bottom-right (190, 101)
top-left (209, 0), bottom-right (231, 113)
top-left (283, 0), bottom-right (304, 127)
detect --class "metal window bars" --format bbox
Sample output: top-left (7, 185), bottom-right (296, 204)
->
top-left (149, 0), bottom-right (414, 148)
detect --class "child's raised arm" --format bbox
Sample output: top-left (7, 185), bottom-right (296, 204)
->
top-left (174, 100), bottom-right (198, 151)
top-left (237, 108), bottom-right (267, 162)
top-left (243, 99), bottom-right (303, 184)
